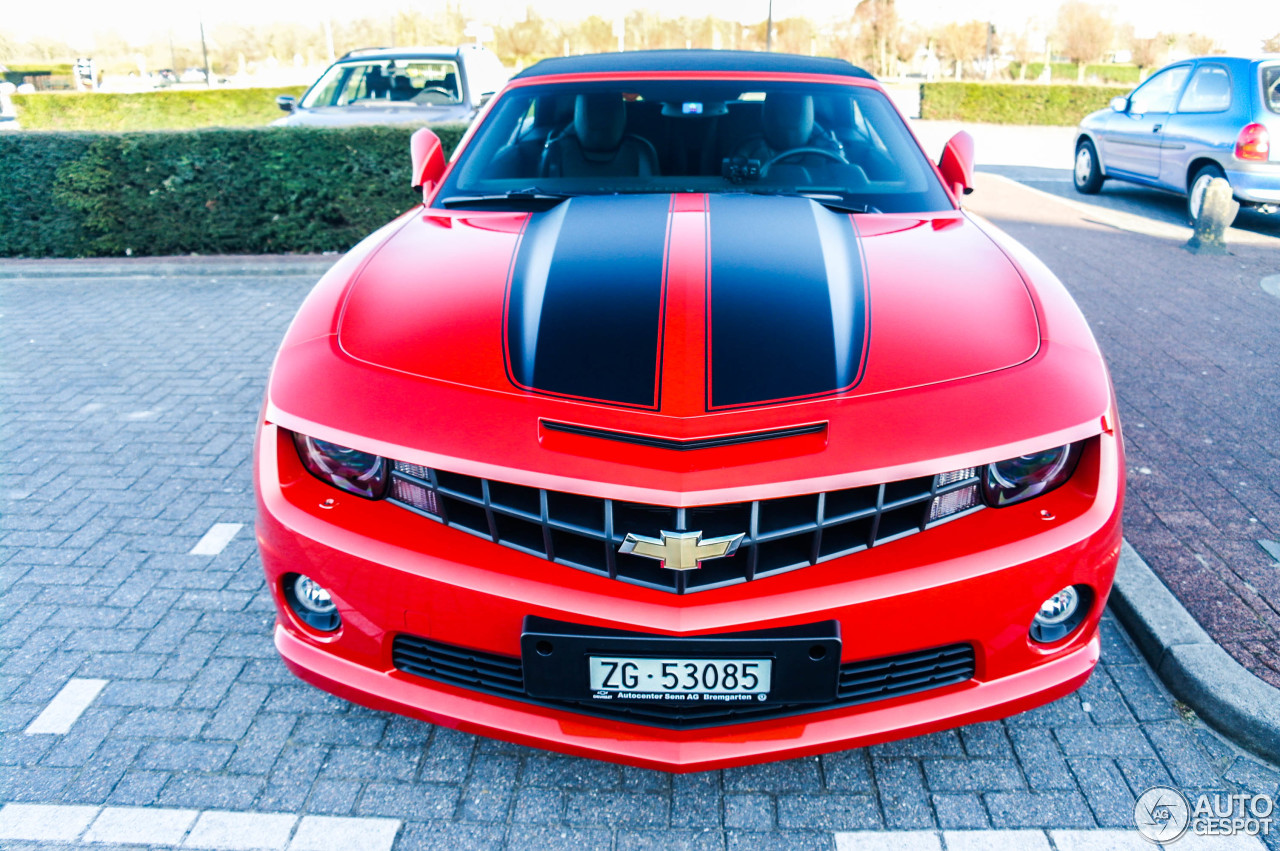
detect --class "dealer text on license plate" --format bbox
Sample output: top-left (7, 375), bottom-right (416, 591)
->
top-left (589, 657), bottom-right (773, 696)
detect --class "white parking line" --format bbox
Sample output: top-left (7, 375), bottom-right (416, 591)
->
top-left (190, 522), bottom-right (244, 556)
top-left (0, 803), bottom-right (402, 851)
top-left (0, 804), bottom-right (99, 842)
top-left (1051, 828), bottom-right (1156, 849)
top-left (84, 806), bottom-right (198, 845)
top-left (289, 815), bottom-right (402, 851)
top-left (184, 811), bottom-right (296, 850)
top-left (834, 830), bottom-right (1268, 850)
top-left (24, 678), bottom-right (107, 735)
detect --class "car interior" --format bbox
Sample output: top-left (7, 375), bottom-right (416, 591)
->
top-left (442, 81), bottom-right (951, 213)
top-left (482, 89), bottom-right (902, 185)
top-left (338, 62), bottom-right (462, 106)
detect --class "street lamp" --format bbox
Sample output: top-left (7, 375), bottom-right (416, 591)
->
top-left (199, 20), bottom-right (211, 87)
top-left (766, 0), bottom-right (773, 52)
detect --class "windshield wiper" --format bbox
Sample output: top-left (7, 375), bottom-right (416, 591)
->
top-left (797, 193), bottom-right (880, 214)
top-left (439, 190), bottom-right (572, 210)
top-left (733, 190), bottom-right (879, 215)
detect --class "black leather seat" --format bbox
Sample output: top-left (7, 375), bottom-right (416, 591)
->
top-left (364, 66), bottom-right (389, 99)
top-left (729, 93), bottom-right (844, 166)
top-left (541, 94), bottom-right (660, 178)
top-left (441, 72), bottom-right (459, 102)
top-left (389, 75), bottom-right (417, 101)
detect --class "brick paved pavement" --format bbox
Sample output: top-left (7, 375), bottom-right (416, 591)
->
top-left (1, 258), bottom-right (1278, 849)
top-left (967, 174), bottom-right (1280, 690)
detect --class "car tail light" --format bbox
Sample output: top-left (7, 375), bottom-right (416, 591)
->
top-left (982, 442), bottom-right (1083, 507)
top-left (292, 432), bottom-right (389, 499)
top-left (1235, 123), bottom-right (1270, 161)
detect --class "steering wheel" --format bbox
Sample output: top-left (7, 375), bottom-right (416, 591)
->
top-left (414, 87), bottom-right (455, 104)
top-left (761, 147), bottom-right (847, 176)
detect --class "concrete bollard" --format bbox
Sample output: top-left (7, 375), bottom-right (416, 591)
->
top-left (1184, 177), bottom-right (1238, 255)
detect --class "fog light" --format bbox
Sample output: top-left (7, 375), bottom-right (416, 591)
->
top-left (283, 573), bottom-right (341, 632)
top-left (1037, 587), bottom-right (1078, 623)
top-left (294, 576), bottom-right (335, 613)
top-left (1030, 584), bottom-right (1091, 644)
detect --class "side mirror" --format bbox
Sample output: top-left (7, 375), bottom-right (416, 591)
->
top-left (410, 126), bottom-right (446, 201)
top-left (276, 95), bottom-right (296, 113)
top-left (478, 92), bottom-right (495, 107)
top-left (1110, 96), bottom-right (1128, 113)
top-left (938, 131), bottom-right (975, 200)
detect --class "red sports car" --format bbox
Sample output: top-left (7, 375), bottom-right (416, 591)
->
top-left (255, 50), bottom-right (1124, 771)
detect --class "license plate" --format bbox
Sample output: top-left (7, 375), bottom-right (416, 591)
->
top-left (521, 616), bottom-right (840, 705)
top-left (589, 656), bottom-right (772, 698)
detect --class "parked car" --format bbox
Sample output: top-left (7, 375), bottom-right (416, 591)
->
top-left (256, 50), bottom-right (1124, 770)
top-left (274, 45), bottom-right (508, 127)
top-left (1074, 55), bottom-right (1280, 224)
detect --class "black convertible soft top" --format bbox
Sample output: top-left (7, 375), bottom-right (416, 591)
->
top-left (513, 50), bottom-right (873, 80)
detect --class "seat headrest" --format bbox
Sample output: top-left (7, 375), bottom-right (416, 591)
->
top-left (763, 93), bottom-right (814, 151)
top-left (574, 93), bottom-right (626, 153)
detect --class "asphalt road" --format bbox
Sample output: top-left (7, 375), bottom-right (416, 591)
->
top-left (1, 177), bottom-right (1279, 849)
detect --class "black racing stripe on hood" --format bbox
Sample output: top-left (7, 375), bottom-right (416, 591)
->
top-left (707, 195), bottom-right (867, 409)
top-left (506, 194), bottom-right (671, 408)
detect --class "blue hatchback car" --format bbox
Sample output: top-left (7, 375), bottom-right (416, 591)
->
top-left (1074, 56), bottom-right (1280, 224)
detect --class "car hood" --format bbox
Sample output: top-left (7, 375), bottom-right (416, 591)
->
top-left (336, 194), bottom-right (1040, 410)
top-left (274, 104), bottom-right (474, 126)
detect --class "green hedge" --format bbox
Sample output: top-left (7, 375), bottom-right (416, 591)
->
top-left (920, 82), bottom-right (1129, 126)
top-left (0, 124), bottom-right (469, 257)
top-left (11, 87), bottom-right (309, 131)
top-left (1008, 62), bottom-right (1141, 85)
top-left (4, 63), bottom-right (75, 75)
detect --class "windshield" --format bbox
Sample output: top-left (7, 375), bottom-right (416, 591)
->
top-left (433, 79), bottom-right (952, 213)
top-left (302, 59), bottom-right (462, 108)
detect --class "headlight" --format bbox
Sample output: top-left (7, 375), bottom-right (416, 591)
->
top-left (982, 442), bottom-right (1083, 507)
top-left (292, 432), bottom-right (389, 499)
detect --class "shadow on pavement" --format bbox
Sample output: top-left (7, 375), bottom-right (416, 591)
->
top-left (978, 165), bottom-right (1280, 242)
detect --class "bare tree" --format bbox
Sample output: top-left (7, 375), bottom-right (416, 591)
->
top-left (1008, 28), bottom-right (1039, 80)
top-left (572, 16), bottom-right (615, 54)
top-left (1182, 32), bottom-right (1220, 55)
top-left (1054, 0), bottom-right (1115, 82)
top-left (935, 20), bottom-right (986, 80)
top-left (495, 8), bottom-right (555, 67)
top-left (774, 17), bottom-right (816, 56)
top-left (854, 0), bottom-right (899, 77)
top-left (1129, 35), bottom-right (1167, 77)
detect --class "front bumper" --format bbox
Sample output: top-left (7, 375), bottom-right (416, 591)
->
top-left (256, 423), bottom-right (1123, 771)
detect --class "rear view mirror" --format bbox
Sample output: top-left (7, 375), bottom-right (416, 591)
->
top-left (938, 131), bottom-right (975, 200)
top-left (1110, 96), bottom-right (1128, 112)
top-left (410, 127), bottom-right (446, 201)
top-left (276, 95), bottom-right (296, 113)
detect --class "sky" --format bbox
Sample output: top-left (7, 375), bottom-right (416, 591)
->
top-left (5, 0), bottom-right (1276, 56)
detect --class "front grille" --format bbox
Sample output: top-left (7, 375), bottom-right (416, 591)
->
top-left (387, 462), bottom-right (982, 594)
top-left (391, 633), bottom-right (976, 729)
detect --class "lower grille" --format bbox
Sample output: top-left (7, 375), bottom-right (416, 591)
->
top-left (391, 633), bottom-right (975, 729)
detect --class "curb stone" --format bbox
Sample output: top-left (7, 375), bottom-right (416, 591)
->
top-left (1110, 540), bottom-right (1280, 765)
top-left (0, 255), bottom-right (337, 279)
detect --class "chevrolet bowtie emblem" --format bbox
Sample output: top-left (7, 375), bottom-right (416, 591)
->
top-left (619, 530), bottom-right (745, 571)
